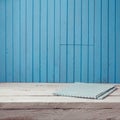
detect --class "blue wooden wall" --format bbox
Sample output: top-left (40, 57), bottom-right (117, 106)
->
top-left (0, 0), bottom-right (120, 83)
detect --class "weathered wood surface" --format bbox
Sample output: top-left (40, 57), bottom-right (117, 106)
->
top-left (0, 83), bottom-right (120, 103)
top-left (0, 83), bottom-right (120, 120)
top-left (0, 108), bottom-right (120, 120)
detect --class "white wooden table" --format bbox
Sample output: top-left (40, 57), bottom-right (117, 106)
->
top-left (0, 83), bottom-right (120, 120)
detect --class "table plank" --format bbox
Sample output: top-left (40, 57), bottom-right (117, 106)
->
top-left (0, 83), bottom-right (120, 120)
top-left (0, 83), bottom-right (120, 103)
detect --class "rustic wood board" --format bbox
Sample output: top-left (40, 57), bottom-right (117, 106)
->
top-left (0, 83), bottom-right (120, 120)
top-left (0, 83), bottom-right (120, 103)
top-left (0, 108), bottom-right (120, 120)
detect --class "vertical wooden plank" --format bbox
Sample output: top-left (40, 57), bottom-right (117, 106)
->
top-left (67, 0), bottom-right (74, 82)
top-left (94, 0), bottom-right (101, 83)
top-left (47, 0), bottom-right (54, 82)
top-left (39, 0), bottom-right (41, 82)
top-left (73, 0), bottom-right (75, 82)
top-left (26, 0), bottom-right (32, 82)
top-left (19, 0), bottom-right (21, 82)
top-left (89, 0), bottom-right (94, 45)
top-left (109, 0), bottom-right (115, 83)
top-left (46, 0), bottom-right (48, 83)
top-left (54, 0), bottom-right (60, 83)
top-left (60, 0), bottom-right (67, 82)
top-left (74, 0), bottom-right (81, 82)
top-left (116, 0), bottom-right (120, 83)
top-left (0, 1), bottom-right (2, 82)
top-left (66, 0), bottom-right (68, 83)
top-left (100, 0), bottom-right (102, 82)
top-left (0, 0), bottom-right (5, 82)
top-left (0, 1), bottom-right (2, 27)
top-left (82, 0), bottom-right (88, 82)
top-left (87, 0), bottom-right (89, 83)
top-left (60, 0), bottom-right (67, 44)
top-left (20, 0), bottom-right (26, 82)
top-left (82, 46), bottom-right (88, 82)
top-left (80, 0), bottom-right (83, 82)
top-left (33, 0), bottom-right (40, 82)
top-left (32, 0), bottom-right (34, 82)
top-left (6, 0), bottom-right (13, 82)
top-left (60, 46), bottom-right (66, 82)
top-left (88, 0), bottom-right (94, 83)
top-left (101, 0), bottom-right (108, 83)
top-left (41, 0), bottom-right (47, 82)
top-left (75, 46), bottom-right (81, 82)
top-left (75, 0), bottom-right (81, 45)
top-left (107, 0), bottom-right (109, 83)
top-left (68, 46), bottom-right (74, 82)
top-left (13, 0), bottom-right (20, 82)
top-left (68, 0), bottom-right (74, 45)
top-left (89, 47), bottom-right (94, 83)
top-left (5, 1), bottom-right (7, 82)
top-left (82, 0), bottom-right (88, 45)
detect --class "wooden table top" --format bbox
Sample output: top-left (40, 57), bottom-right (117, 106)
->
top-left (0, 83), bottom-right (120, 109)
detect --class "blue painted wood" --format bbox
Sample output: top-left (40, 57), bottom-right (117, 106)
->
top-left (0, 0), bottom-right (5, 82)
top-left (60, 0), bottom-right (67, 45)
top-left (60, 46), bottom-right (67, 82)
top-left (82, 0), bottom-right (88, 45)
top-left (75, 46), bottom-right (81, 82)
top-left (89, 47), bottom-right (94, 83)
top-left (101, 0), bottom-right (109, 83)
top-left (6, 0), bottom-right (13, 82)
top-left (68, 46), bottom-right (74, 83)
top-left (68, 0), bottom-right (74, 45)
top-left (0, 0), bottom-right (120, 83)
top-left (82, 46), bottom-right (88, 82)
top-left (20, 0), bottom-right (26, 82)
top-left (41, 0), bottom-right (47, 82)
top-left (94, 0), bottom-right (101, 83)
top-left (89, 0), bottom-right (94, 45)
top-left (33, 0), bottom-right (40, 82)
top-left (48, 0), bottom-right (54, 83)
top-left (67, 0), bottom-right (74, 82)
top-left (54, 0), bottom-right (60, 83)
top-left (26, 0), bottom-right (33, 82)
top-left (13, 0), bottom-right (20, 82)
top-left (74, 0), bottom-right (81, 82)
top-left (116, 0), bottom-right (120, 83)
top-left (109, 0), bottom-right (115, 83)
top-left (75, 0), bottom-right (81, 45)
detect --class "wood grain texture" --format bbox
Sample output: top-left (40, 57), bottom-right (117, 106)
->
top-left (0, 83), bottom-right (120, 120)
top-left (0, 83), bottom-right (120, 103)
top-left (0, 108), bottom-right (120, 120)
top-left (0, 0), bottom-right (119, 83)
